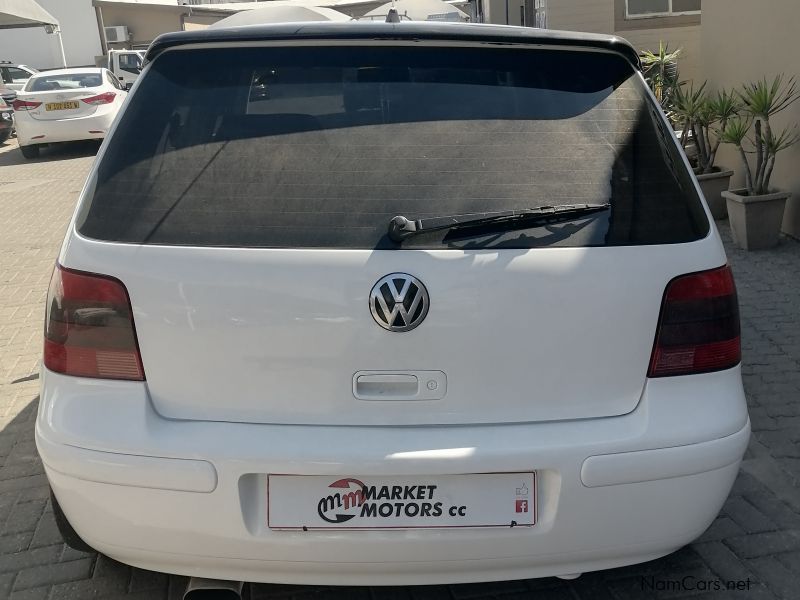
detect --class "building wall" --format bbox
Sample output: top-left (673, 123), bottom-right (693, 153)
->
top-left (0, 0), bottom-right (101, 69)
top-left (545, 0), bottom-right (701, 83)
top-left (483, 0), bottom-right (526, 26)
top-left (98, 5), bottom-right (186, 49)
top-left (183, 14), bottom-right (224, 31)
top-left (547, 0), bottom-right (611, 33)
top-left (703, 0), bottom-right (800, 236)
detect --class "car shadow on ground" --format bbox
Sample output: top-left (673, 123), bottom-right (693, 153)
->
top-left (0, 396), bottom-right (733, 600)
top-left (0, 138), bottom-right (100, 167)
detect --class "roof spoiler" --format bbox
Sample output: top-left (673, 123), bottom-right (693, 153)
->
top-left (145, 23), bottom-right (641, 70)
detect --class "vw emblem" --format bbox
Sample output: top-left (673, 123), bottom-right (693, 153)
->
top-left (369, 273), bottom-right (429, 332)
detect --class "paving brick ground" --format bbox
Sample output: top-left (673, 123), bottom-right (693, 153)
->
top-left (1, 136), bottom-right (799, 599)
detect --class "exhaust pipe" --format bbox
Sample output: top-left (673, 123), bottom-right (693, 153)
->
top-left (183, 577), bottom-right (244, 600)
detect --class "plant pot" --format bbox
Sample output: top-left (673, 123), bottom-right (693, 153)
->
top-left (722, 188), bottom-right (790, 250)
top-left (696, 168), bottom-right (734, 220)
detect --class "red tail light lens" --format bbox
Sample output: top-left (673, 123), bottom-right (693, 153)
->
top-left (81, 92), bottom-right (116, 105)
top-left (44, 265), bottom-right (144, 381)
top-left (12, 99), bottom-right (41, 111)
top-left (648, 265), bottom-right (740, 377)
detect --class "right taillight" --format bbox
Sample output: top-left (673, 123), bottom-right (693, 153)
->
top-left (44, 264), bottom-right (145, 381)
top-left (648, 265), bottom-right (740, 377)
top-left (81, 92), bottom-right (116, 105)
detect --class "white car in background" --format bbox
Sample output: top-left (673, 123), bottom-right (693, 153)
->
top-left (1, 61), bottom-right (37, 90)
top-left (13, 68), bottom-right (126, 159)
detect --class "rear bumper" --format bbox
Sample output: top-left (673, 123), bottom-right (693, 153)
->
top-left (15, 111), bottom-right (114, 146)
top-left (37, 367), bottom-right (750, 585)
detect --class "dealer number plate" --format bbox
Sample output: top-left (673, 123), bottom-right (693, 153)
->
top-left (268, 473), bottom-right (536, 530)
top-left (45, 102), bottom-right (79, 111)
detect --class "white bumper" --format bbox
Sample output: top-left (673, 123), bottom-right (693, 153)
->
top-left (15, 109), bottom-right (115, 146)
top-left (37, 367), bottom-right (749, 585)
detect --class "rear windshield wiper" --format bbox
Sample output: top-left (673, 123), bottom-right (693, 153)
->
top-left (387, 203), bottom-right (611, 243)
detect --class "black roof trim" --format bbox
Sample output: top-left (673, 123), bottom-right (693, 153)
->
top-left (145, 22), bottom-right (640, 69)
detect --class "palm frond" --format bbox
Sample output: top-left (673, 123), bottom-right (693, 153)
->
top-left (718, 117), bottom-right (751, 146)
top-left (764, 126), bottom-right (800, 154)
top-left (739, 75), bottom-right (800, 119)
top-left (672, 81), bottom-right (707, 122)
top-left (708, 89), bottom-right (740, 124)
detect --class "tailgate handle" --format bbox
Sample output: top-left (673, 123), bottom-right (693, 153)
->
top-left (354, 371), bottom-right (446, 401)
top-left (356, 374), bottom-right (418, 398)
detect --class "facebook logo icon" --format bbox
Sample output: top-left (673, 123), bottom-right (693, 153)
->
top-left (515, 499), bottom-right (529, 513)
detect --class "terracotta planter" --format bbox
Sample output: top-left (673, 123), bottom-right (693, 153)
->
top-left (696, 169), bottom-right (733, 220)
top-left (722, 188), bottom-right (790, 250)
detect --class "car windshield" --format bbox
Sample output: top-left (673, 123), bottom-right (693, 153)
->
top-left (27, 73), bottom-right (102, 92)
top-left (119, 54), bottom-right (143, 70)
top-left (78, 45), bottom-right (708, 249)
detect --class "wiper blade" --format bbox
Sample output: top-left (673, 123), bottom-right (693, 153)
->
top-left (388, 203), bottom-right (611, 243)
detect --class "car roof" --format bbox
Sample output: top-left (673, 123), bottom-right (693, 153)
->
top-left (1, 61), bottom-right (35, 69)
top-left (146, 22), bottom-right (641, 69)
top-left (30, 68), bottom-right (105, 78)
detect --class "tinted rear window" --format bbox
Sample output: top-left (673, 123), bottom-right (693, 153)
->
top-left (78, 45), bottom-right (708, 249)
top-left (27, 73), bottom-right (102, 91)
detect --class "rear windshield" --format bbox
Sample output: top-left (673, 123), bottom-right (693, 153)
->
top-left (78, 45), bottom-right (708, 249)
top-left (27, 73), bottom-right (102, 92)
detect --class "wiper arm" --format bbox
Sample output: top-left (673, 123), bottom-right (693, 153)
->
top-left (388, 203), bottom-right (610, 243)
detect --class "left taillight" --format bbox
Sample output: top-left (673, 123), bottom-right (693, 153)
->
top-left (44, 264), bottom-right (145, 381)
top-left (12, 99), bottom-right (41, 111)
top-left (648, 265), bottom-right (740, 378)
top-left (81, 92), bottom-right (116, 105)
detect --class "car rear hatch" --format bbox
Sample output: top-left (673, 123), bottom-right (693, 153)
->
top-left (65, 34), bottom-right (714, 426)
top-left (20, 71), bottom-right (110, 120)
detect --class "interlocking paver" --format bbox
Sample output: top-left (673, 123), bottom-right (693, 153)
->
top-left (743, 557), bottom-right (797, 600)
top-left (12, 558), bottom-right (94, 591)
top-left (1, 135), bottom-right (800, 599)
top-left (9, 587), bottom-right (52, 600)
top-left (29, 512), bottom-right (65, 550)
top-left (48, 571), bottom-right (131, 600)
top-left (723, 497), bottom-right (778, 534)
top-left (0, 571), bottom-right (15, 596)
top-left (724, 531), bottom-right (800, 559)
top-left (0, 545), bottom-right (63, 576)
top-left (127, 568), bottom-right (169, 594)
top-left (0, 532), bottom-right (33, 556)
top-left (696, 517), bottom-right (746, 543)
top-left (2, 500), bottom-right (46, 536)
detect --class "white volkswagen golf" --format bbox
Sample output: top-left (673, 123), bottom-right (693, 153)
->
top-left (37, 22), bottom-right (749, 594)
top-left (13, 68), bottom-right (126, 159)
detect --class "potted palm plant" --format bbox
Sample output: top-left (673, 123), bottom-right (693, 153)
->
top-left (640, 43), bottom-right (682, 123)
top-left (720, 75), bottom-right (800, 250)
top-left (674, 83), bottom-right (739, 219)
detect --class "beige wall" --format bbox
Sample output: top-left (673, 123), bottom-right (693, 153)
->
top-left (98, 5), bottom-right (185, 48)
top-left (703, 0), bottom-right (800, 236)
top-left (183, 15), bottom-right (226, 31)
top-left (546, 0), bottom-right (701, 82)
top-left (484, 0), bottom-right (526, 26)
top-left (548, 0), bottom-right (612, 33)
